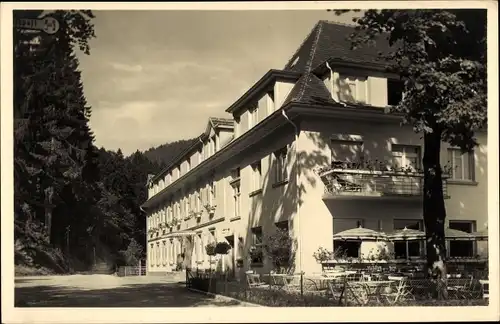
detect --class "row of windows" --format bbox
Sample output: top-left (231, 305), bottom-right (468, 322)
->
top-left (149, 146), bottom-right (289, 230)
top-left (334, 219), bottom-right (478, 259)
top-left (148, 183), bottom-right (216, 230)
top-left (149, 238), bottom-right (182, 267)
top-left (331, 140), bottom-right (475, 181)
top-left (149, 229), bottom-right (222, 267)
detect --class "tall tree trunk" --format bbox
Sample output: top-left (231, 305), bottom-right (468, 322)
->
top-left (422, 130), bottom-right (448, 299)
top-left (44, 186), bottom-right (54, 244)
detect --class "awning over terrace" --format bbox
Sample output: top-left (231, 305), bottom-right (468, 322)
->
top-left (333, 226), bottom-right (387, 241)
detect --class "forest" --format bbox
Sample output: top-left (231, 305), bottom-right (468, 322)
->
top-left (13, 10), bottom-right (195, 275)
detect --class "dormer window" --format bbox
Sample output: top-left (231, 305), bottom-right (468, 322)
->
top-left (248, 104), bottom-right (258, 129)
top-left (267, 91), bottom-right (275, 115)
top-left (210, 135), bottom-right (217, 154)
top-left (338, 75), bottom-right (367, 104)
top-left (234, 117), bottom-right (241, 137)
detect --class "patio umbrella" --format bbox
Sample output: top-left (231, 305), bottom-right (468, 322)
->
top-left (387, 227), bottom-right (426, 241)
top-left (445, 228), bottom-right (476, 240)
top-left (333, 226), bottom-right (387, 241)
top-left (471, 228), bottom-right (488, 240)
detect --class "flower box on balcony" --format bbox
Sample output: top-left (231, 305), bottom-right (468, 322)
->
top-left (318, 167), bottom-right (450, 199)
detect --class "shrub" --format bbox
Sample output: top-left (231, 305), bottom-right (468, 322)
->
top-left (264, 228), bottom-right (296, 273)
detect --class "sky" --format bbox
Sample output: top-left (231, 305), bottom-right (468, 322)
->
top-left (77, 10), bottom-right (357, 155)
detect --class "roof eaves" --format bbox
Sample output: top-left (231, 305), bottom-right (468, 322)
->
top-left (225, 69), bottom-right (302, 114)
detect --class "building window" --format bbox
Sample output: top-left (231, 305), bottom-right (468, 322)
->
top-left (198, 148), bottom-right (203, 164)
top-left (185, 197), bottom-right (190, 216)
top-left (449, 221), bottom-right (475, 257)
top-left (162, 240), bottom-right (167, 265)
top-left (196, 191), bottom-right (201, 212)
top-left (250, 227), bottom-right (264, 265)
top-left (150, 244), bottom-right (154, 266)
top-left (447, 148), bottom-right (475, 181)
top-left (331, 140), bottom-right (364, 164)
top-left (209, 229), bottom-right (216, 244)
top-left (393, 219), bottom-right (424, 259)
top-left (234, 117), bottom-right (241, 137)
top-left (187, 159), bottom-right (191, 172)
top-left (387, 79), bottom-right (404, 106)
top-left (232, 182), bottom-right (241, 217)
top-left (275, 147), bottom-right (288, 183)
top-left (231, 167), bottom-right (241, 181)
top-left (275, 221), bottom-right (289, 232)
top-left (334, 241), bottom-right (361, 258)
top-left (251, 161), bottom-right (262, 191)
top-left (196, 234), bottom-right (203, 262)
top-left (210, 182), bottom-right (216, 204)
top-left (338, 75), bottom-right (368, 103)
top-left (392, 144), bottom-right (421, 171)
top-left (156, 243), bottom-right (160, 266)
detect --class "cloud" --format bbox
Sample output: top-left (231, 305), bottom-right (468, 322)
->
top-left (77, 10), bottom-right (356, 155)
top-left (109, 62), bottom-right (143, 72)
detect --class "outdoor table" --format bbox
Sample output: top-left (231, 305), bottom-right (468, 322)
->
top-left (338, 280), bottom-right (394, 305)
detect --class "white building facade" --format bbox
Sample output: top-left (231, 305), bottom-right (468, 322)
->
top-left (142, 21), bottom-right (488, 277)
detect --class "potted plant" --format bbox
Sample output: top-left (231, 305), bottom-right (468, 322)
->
top-left (205, 242), bottom-right (217, 269)
top-left (204, 204), bottom-right (216, 215)
top-left (215, 241), bottom-right (231, 255)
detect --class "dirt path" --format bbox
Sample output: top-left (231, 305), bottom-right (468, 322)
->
top-left (15, 274), bottom-right (255, 307)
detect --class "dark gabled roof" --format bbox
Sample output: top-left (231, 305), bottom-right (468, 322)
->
top-left (282, 73), bottom-right (339, 107)
top-left (283, 20), bottom-right (394, 74)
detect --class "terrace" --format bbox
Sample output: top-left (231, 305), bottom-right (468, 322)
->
top-left (317, 160), bottom-right (450, 200)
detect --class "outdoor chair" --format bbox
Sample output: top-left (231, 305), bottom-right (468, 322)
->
top-left (447, 277), bottom-right (478, 299)
top-left (246, 273), bottom-right (270, 289)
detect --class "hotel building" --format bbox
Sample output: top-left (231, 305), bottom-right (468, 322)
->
top-left (141, 21), bottom-right (488, 277)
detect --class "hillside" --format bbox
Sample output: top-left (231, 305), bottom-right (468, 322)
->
top-left (143, 138), bottom-right (198, 168)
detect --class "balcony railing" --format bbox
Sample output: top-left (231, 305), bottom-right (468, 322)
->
top-left (318, 168), bottom-right (449, 199)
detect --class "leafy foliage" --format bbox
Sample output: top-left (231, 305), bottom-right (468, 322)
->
top-left (119, 239), bottom-right (144, 266)
top-left (264, 228), bottom-right (296, 273)
top-left (13, 10), bottom-right (179, 273)
top-left (215, 242), bottom-right (232, 255)
top-left (205, 242), bottom-right (217, 256)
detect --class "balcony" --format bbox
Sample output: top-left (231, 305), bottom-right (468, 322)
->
top-left (318, 166), bottom-right (449, 200)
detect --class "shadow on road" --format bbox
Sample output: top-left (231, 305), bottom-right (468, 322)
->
top-left (15, 280), bottom-right (241, 307)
